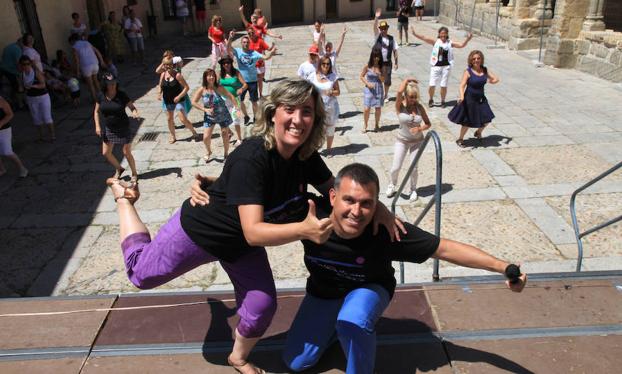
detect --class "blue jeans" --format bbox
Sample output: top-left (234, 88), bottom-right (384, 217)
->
top-left (283, 284), bottom-right (390, 374)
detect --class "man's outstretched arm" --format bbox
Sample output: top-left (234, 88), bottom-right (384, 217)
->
top-left (432, 239), bottom-right (527, 292)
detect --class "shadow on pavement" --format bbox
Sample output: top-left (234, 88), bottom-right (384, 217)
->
top-left (0, 35), bottom-right (210, 297)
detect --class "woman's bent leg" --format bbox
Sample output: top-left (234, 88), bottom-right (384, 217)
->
top-left (390, 141), bottom-right (408, 185)
top-left (220, 248), bottom-right (277, 368)
top-left (121, 209), bottom-right (212, 289)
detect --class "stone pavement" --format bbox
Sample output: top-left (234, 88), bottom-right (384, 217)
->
top-left (1, 17), bottom-right (621, 297)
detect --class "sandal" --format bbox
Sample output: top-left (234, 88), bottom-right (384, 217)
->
top-left (168, 136), bottom-right (176, 144)
top-left (227, 357), bottom-right (265, 374)
top-left (203, 153), bottom-right (212, 162)
top-left (114, 167), bottom-right (125, 179)
top-left (474, 130), bottom-right (483, 140)
top-left (456, 139), bottom-right (466, 148)
top-left (106, 178), bottom-right (140, 204)
top-left (130, 175), bottom-right (138, 185)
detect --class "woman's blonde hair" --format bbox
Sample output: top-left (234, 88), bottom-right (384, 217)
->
top-left (211, 15), bottom-right (222, 26)
top-left (161, 56), bottom-right (174, 67)
top-left (252, 79), bottom-right (325, 160)
top-left (162, 50), bottom-right (174, 58)
top-left (404, 81), bottom-right (420, 103)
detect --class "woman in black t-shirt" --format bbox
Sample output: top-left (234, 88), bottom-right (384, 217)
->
top-left (94, 73), bottom-right (139, 182)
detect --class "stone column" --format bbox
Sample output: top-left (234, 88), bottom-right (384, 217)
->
top-left (534, 0), bottom-right (553, 19)
top-left (582, 0), bottom-right (606, 31)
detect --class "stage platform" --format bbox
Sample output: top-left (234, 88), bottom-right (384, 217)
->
top-left (1, 271), bottom-right (621, 373)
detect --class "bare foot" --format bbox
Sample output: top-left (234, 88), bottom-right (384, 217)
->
top-left (106, 178), bottom-right (140, 203)
top-left (227, 355), bottom-right (265, 374)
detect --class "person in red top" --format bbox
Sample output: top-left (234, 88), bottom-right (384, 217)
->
top-left (247, 28), bottom-right (276, 98)
top-left (238, 5), bottom-right (282, 40)
top-left (208, 15), bottom-right (227, 68)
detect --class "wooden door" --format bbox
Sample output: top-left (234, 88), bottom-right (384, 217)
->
top-left (13, 0), bottom-right (47, 60)
top-left (270, 0), bottom-right (303, 25)
top-left (326, 0), bottom-right (337, 19)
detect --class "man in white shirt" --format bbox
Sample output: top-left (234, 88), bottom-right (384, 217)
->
top-left (372, 9), bottom-right (398, 103)
top-left (297, 44), bottom-right (319, 82)
top-left (124, 9), bottom-right (144, 65)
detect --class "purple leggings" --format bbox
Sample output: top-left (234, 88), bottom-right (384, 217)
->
top-left (121, 209), bottom-right (277, 338)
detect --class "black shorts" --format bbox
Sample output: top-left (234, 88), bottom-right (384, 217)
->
top-left (241, 81), bottom-right (259, 102)
top-left (415, 6), bottom-right (424, 10)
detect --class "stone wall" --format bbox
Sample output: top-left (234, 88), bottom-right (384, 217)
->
top-left (574, 31), bottom-right (622, 82)
top-left (438, 0), bottom-right (553, 50)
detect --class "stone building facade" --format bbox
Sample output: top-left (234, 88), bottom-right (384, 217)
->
top-left (438, 0), bottom-right (622, 82)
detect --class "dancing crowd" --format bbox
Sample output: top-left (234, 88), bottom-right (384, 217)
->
top-left (1, 3), bottom-right (521, 374)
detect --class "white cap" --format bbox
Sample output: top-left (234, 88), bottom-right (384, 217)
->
top-left (172, 56), bottom-right (182, 64)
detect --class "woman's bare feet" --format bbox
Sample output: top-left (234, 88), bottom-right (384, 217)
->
top-left (106, 178), bottom-right (140, 204)
top-left (227, 355), bottom-right (265, 374)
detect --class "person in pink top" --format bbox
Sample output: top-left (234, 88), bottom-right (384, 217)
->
top-left (208, 15), bottom-right (227, 68)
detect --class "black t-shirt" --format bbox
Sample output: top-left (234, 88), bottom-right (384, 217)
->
top-left (303, 199), bottom-right (440, 299)
top-left (97, 91), bottom-right (130, 129)
top-left (180, 137), bottom-right (333, 262)
top-left (397, 8), bottom-right (409, 23)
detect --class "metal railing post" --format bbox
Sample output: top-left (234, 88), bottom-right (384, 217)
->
top-left (390, 131), bottom-right (443, 283)
top-left (570, 161), bottom-right (622, 271)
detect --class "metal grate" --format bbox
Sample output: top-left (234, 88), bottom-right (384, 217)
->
top-left (138, 132), bottom-right (159, 142)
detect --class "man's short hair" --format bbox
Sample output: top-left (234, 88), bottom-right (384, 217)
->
top-left (334, 163), bottom-right (380, 197)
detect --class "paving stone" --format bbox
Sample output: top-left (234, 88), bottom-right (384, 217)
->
top-left (514, 198), bottom-right (577, 245)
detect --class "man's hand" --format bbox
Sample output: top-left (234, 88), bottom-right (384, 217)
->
top-left (301, 199), bottom-right (333, 244)
top-left (375, 7), bottom-right (382, 18)
top-left (189, 174), bottom-right (212, 207)
top-left (506, 273), bottom-right (527, 292)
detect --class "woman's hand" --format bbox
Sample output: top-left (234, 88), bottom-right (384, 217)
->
top-left (173, 96), bottom-right (180, 104)
top-left (189, 174), bottom-right (213, 207)
top-left (409, 127), bottom-right (421, 135)
top-left (157, 92), bottom-right (162, 101)
top-left (131, 109), bottom-right (139, 119)
top-left (300, 200), bottom-right (333, 244)
top-left (236, 88), bottom-right (245, 96)
top-left (204, 107), bottom-right (214, 115)
top-left (95, 126), bottom-right (101, 137)
top-left (366, 83), bottom-right (374, 90)
top-left (373, 203), bottom-right (407, 242)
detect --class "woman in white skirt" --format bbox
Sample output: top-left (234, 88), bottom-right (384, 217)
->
top-left (386, 78), bottom-right (431, 201)
top-left (18, 55), bottom-right (55, 142)
top-left (311, 56), bottom-right (340, 155)
top-left (0, 96), bottom-right (28, 178)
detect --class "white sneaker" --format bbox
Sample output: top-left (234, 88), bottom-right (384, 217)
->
top-left (19, 168), bottom-right (29, 178)
top-left (386, 184), bottom-right (396, 198)
top-left (409, 190), bottom-right (418, 202)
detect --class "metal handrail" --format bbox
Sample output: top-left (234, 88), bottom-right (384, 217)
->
top-left (390, 130), bottom-right (443, 283)
top-left (570, 161), bottom-right (622, 272)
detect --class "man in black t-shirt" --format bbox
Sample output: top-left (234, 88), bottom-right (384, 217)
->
top-left (283, 163), bottom-right (527, 373)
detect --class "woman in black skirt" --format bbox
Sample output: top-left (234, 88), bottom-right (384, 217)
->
top-left (94, 73), bottom-right (140, 182)
top-left (448, 50), bottom-right (499, 147)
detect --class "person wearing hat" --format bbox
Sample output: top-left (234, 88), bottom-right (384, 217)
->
top-left (94, 73), bottom-right (140, 183)
top-left (226, 30), bottom-right (275, 124)
top-left (372, 8), bottom-right (398, 104)
top-left (297, 44), bottom-right (319, 82)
